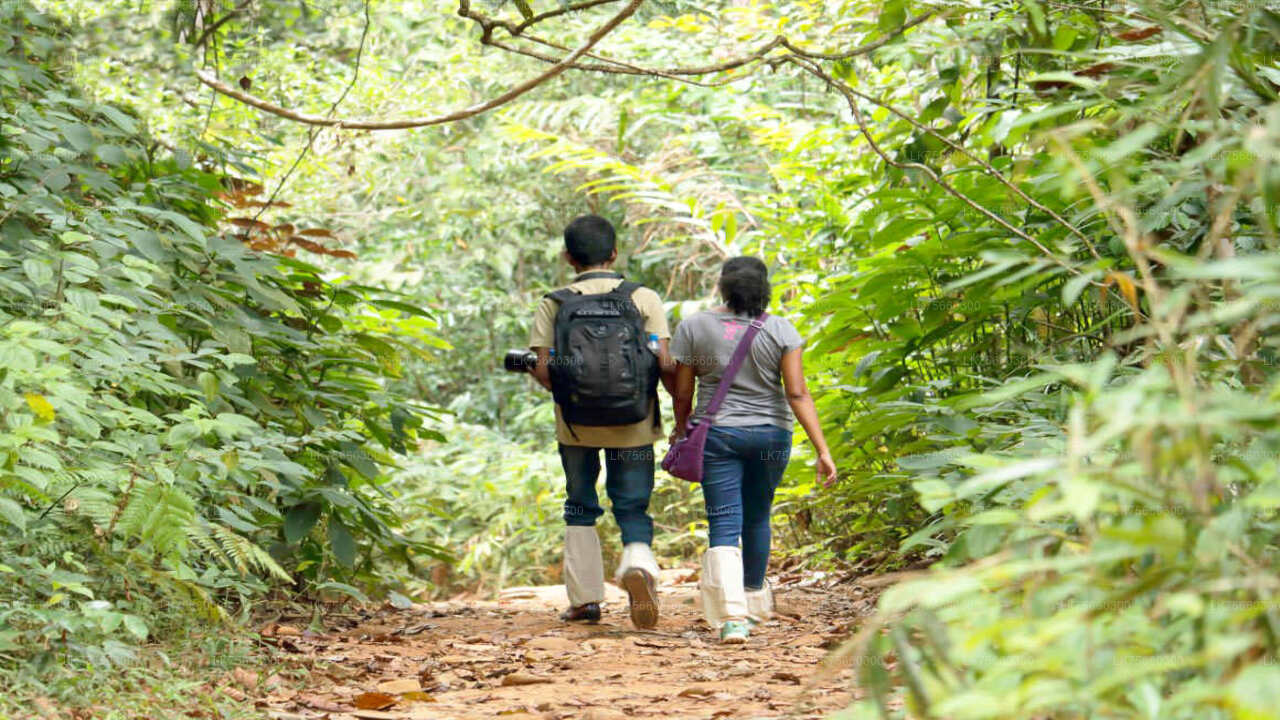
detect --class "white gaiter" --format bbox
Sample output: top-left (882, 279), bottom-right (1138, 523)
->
top-left (699, 546), bottom-right (748, 629)
top-left (563, 526), bottom-right (605, 607)
top-left (746, 580), bottom-right (774, 623)
top-left (614, 542), bottom-right (660, 583)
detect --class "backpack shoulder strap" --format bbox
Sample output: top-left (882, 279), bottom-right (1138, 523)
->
top-left (610, 280), bottom-right (643, 301)
top-left (545, 287), bottom-right (580, 304)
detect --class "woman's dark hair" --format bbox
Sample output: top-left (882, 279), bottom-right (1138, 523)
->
top-left (718, 256), bottom-right (770, 317)
top-left (563, 214), bottom-right (617, 265)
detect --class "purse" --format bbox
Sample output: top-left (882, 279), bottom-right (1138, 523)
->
top-left (661, 313), bottom-right (768, 483)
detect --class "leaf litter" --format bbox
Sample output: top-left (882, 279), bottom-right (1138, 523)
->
top-left (246, 569), bottom-right (872, 719)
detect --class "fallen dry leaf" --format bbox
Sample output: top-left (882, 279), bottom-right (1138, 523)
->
top-left (524, 636), bottom-right (578, 652)
top-left (632, 639), bottom-right (674, 649)
top-left (1115, 25), bottom-right (1162, 41)
top-left (788, 633), bottom-right (827, 647)
top-left (352, 711), bottom-right (403, 720)
top-left (231, 667), bottom-right (259, 690)
top-left (439, 653), bottom-right (491, 664)
top-left (353, 691), bottom-right (398, 710)
top-left (678, 685), bottom-right (715, 699)
top-left (376, 678), bottom-right (422, 694)
top-left (500, 672), bottom-right (551, 686)
top-left (297, 694), bottom-right (347, 712)
top-left (450, 642), bottom-right (498, 653)
top-left (264, 688), bottom-right (296, 704)
top-left (772, 671), bottom-right (802, 684)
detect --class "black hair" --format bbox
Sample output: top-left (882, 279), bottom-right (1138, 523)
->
top-left (563, 215), bottom-right (617, 266)
top-left (718, 256), bottom-right (770, 317)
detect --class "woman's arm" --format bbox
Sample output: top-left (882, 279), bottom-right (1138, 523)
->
top-left (670, 362), bottom-right (696, 441)
top-left (658, 338), bottom-right (678, 397)
top-left (780, 348), bottom-right (837, 485)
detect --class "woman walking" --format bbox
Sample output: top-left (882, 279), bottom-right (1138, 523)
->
top-left (670, 256), bottom-right (837, 644)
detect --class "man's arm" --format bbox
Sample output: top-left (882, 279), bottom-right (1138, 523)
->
top-left (635, 288), bottom-right (676, 395)
top-left (531, 346), bottom-right (553, 391)
top-left (528, 296), bottom-right (557, 391)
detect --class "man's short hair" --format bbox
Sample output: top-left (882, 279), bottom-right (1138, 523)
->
top-left (564, 215), bottom-right (617, 266)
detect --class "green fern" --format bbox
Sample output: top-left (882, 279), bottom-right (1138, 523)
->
top-left (17, 523), bottom-right (81, 561)
top-left (189, 523), bottom-right (237, 572)
top-left (114, 480), bottom-right (196, 560)
top-left (191, 522), bottom-right (292, 583)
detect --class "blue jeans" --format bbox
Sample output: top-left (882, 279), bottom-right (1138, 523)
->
top-left (559, 444), bottom-right (655, 545)
top-left (701, 425), bottom-right (792, 589)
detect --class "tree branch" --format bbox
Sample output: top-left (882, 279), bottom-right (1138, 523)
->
top-left (513, 0), bottom-right (623, 35)
top-left (193, 0), bottom-right (252, 48)
top-left (463, 5), bottom-right (935, 80)
top-left (778, 12), bottom-right (937, 61)
top-left (788, 56), bottom-right (1087, 280)
top-left (196, 0), bottom-right (645, 131)
top-left (476, 32), bottom-right (744, 87)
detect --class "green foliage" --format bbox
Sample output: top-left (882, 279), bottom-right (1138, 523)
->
top-left (457, 0), bottom-right (1280, 715)
top-left (0, 3), bottom-right (444, 672)
top-left (742, 1), bottom-right (1280, 717)
top-left (0, 618), bottom-right (292, 720)
top-left (10, 0), bottom-right (1280, 717)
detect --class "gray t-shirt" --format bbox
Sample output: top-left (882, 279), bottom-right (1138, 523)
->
top-left (670, 310), bottom-right (804, 430)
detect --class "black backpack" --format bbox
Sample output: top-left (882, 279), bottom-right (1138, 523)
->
top-left (546, 272), bottom-right (659, 432)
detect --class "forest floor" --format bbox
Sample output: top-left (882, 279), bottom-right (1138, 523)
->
top-left (241, 569), bottom-right (875, 720)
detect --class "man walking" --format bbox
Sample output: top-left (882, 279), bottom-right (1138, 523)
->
top-left (528, 215), bottom-right (674, 629)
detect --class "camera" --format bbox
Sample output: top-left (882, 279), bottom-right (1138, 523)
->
top-left (503, 348), bottom-right (538, 373)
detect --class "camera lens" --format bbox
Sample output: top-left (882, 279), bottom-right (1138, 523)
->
top-left (503, 349), bottom-right (537, 373)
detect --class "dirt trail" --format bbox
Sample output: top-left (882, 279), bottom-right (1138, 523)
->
top-left (249, 569), bottom-right (873, 720)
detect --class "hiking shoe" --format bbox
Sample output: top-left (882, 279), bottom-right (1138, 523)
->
top-left (619, 567), bottom-right (659, 629)
top-left (720, 620), bottom-right (750, 644)
top-left (559, 602), bottom-right (601, 624)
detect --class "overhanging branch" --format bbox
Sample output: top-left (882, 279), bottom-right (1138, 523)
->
top-left (192, 0), bottom-right (252, 47)
top-left (513, 0), bottom-right (623, 35)
top-left (195, 0), bottom-right (644, 130)
top-left (465, 10), bottom-right (938, 81)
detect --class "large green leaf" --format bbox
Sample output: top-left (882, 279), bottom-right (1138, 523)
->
top-left (284, 502), bottom-right (322, 544)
